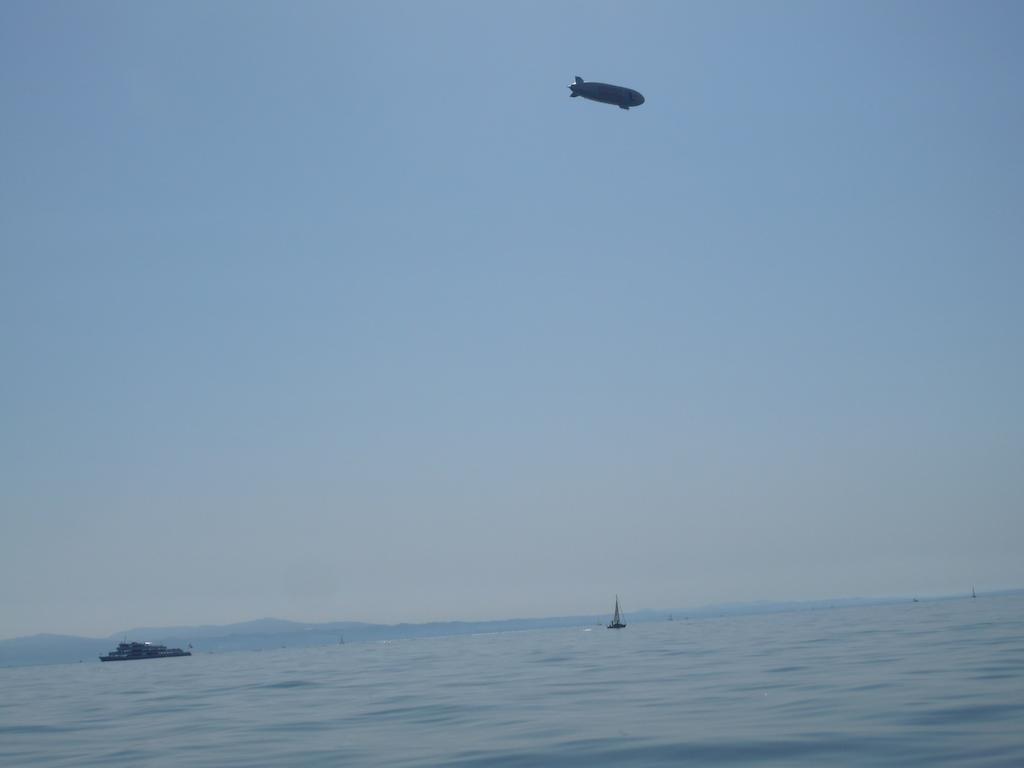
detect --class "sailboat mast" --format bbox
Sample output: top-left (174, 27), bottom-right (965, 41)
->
top-left (607, 594), bottom-right (626, 628)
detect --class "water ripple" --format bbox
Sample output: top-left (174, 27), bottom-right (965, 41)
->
top-left (2, 594), bottom-right (1023, 766)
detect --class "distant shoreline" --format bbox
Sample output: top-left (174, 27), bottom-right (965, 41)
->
top-left (4, 589), bottom-right (1021, 669)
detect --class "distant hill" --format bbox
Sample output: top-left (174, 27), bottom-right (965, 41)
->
top-left (4, 589), bottom-right (1020, 668)
top-left (0, 615), bottom-right (604, 668)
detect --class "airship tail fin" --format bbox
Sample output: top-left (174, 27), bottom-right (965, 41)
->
top-left (574, 76), bottom-right (584, 85)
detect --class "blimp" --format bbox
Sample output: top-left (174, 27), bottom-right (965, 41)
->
top-left (568, 76), bottom-right (644, 110)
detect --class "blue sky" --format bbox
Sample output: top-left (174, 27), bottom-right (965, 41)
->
top-left (2, 1), bottom-right (1022, 638)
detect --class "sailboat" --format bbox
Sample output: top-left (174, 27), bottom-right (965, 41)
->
top-left (607, 595), bottom-right (626, 629)
top-left (972, 585), bottom-right (977, 599)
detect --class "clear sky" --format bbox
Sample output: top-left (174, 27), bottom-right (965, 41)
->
top-left (2, 1), bottom-right (1022, 639)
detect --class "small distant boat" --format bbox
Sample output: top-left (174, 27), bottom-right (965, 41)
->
top-left (100, 641), bottom-right (191, 662)
top-left (338, 634), bottom-right (345, 645)
top-left (607, 595), bottom-right (626, 629)
top-left (972, 585), bottom-right (977, 599)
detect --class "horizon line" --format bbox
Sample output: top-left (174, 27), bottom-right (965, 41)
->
top-left (5, 587), bottom-right (1022, 643)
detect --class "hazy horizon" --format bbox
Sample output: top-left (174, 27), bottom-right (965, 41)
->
top-left (7, 586), bottom-right (1018, 642)
top-left (3, 1), bottom-right (1022, 639)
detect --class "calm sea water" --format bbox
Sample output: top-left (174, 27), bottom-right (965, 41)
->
top-left (2, 595), bottom-right (1023, 766)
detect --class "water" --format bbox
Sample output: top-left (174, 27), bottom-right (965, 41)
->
top-left (3, 595), bottom-right (1023, 766)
